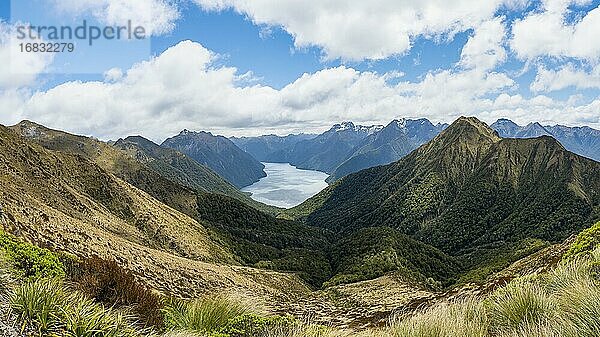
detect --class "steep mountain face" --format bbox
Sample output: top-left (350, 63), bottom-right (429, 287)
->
top-left (491, 118), bottom-right (600, 162)
top-left (114, 136), bottom-right (233, 194)
top-left (286, 122), bottom-right (384, 173)
top-left (491, 119), bottom-right (551, 138)
top-left (113, 136), bottom-right (278, 213)
top-left (0, 124), bottom-right (233, 263)
top-left (11, 122), bottom-right (331, 285)
top-left (328, 119), bottom-right (447, 181)
top-left (234, 119), bottom-right (448, 181)
top-left (162, 130), bottom-right (266, 188)
top-left (303, 117), bottom-right (600, 281)
top-left (230, 134), bottom-right (316, 162)
top-left (11, 121), bottom-right (202, 219)
top-left (0, 124), bottom-right (312, 301)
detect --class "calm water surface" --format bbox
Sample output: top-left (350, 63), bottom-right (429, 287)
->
top-left (241, 163), bottom-right (329, 208)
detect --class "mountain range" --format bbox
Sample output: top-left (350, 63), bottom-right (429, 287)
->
top-left (162, 130), bottom-right (267, 188)
top-left (491, 118), bottom-right (600, 162)
top-left (233, 118), bottom-right (600, 183)
top-left (328, 119), bottom-right (447, 181)
top-left (3, 116), bottom-right (600, 330)
top-left (231, 133), bottom-right (316, 162)
top-left (287, 117), bottom-right (600, 285)
top-left (231, 119), bottom-right (447, 181)
top-left (282, 122), bottom-right (385, 173)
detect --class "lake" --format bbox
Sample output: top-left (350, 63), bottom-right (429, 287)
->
top-left (241, 162), bottom-right (329, 208)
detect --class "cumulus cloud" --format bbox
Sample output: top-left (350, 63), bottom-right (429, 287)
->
top-left (16, 41), bottom-right (280, 140)
top-left (0, 21), bottom-right (54, 89)
top-left (511, 0), bottom-right (600, 62)
top-left (1, 40), bottom-right (597, 142)
top-left (52, 0), bottom-right (180, 36)
top-left (193, 0), bottom-right (513, 61)
top-left (531, 64), bottom-right (600, 92)
top-left (103, 68), bottom-right (124, 82)
top-left (459, 17), bottom-right (507, 70)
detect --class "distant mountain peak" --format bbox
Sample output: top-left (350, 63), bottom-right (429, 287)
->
top-left (15, 120), bottom-right (46, 138)
top-left (495, 118), bottom-right (517, 124)
top-left (17, 119), bottom-right (42, 127)
top-left (491, 119), bottom-right (600, 162)
top-left (392, 119), bottom-right (407, 128)
top-left (389, 118), bottom-right (436, 130)
top-left (162, 130), bottom-right (266, 188)
top-left (330, 121), bottom-right (383, 134)
top-left (180, 129), bottom-right (197, 135)
top-left (117, 135), bottom-right (160, 150)
top-left (177, 129), bottom-right (220, 140)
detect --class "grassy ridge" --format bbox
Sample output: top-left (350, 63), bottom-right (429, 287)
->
top-left (378, 246), bottom-right (600, 336)
top-left (0, 230), bottom-right (315, 337)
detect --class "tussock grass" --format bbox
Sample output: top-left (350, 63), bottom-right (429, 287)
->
top-left (260, 325), bottom-right (354, 337)
top-left (8, 278), bottom-right (141, 336)
top-left (162, 295), bottom-right (253, 333)
top-left (3, 230), bottom-right (600, 337)
top-left (495, 321), bottom-right (562, 337)
top-left (72, 256), bottom-right (163, 328)
top-left (157, 332), bottom-right (206, 337)
top-left (485, 283), bottom-right (556, 332)
top-left (382, 245), bottom-right (600, 337)
top-left (10, 278), bottom-right (65, 333)
top-left (387, 299), bottom-right (487, 337)
top-left (61, 296), bottom-right (140, 337)
top-left (543, 257), bottom-right (594, 293)
top-left (556, 280), bottom-right (600, 337)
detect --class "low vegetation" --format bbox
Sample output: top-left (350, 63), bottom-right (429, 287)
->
top-left (195, 193), bottom-right (333, 287)
top-left (4, 222), bottom-right (600, 336)
top-left (379, 242), bottom-right (600, 337)
top-left (565, 221), bottom-right (600, 259)
top-left (0, 230), bottom-right (353, 336)
top-left (0, 229), bottom-right (65, 278)
top-left (70, 256), bottom-right (164, 327)
top-left (327, 226), bottom-right (461, 288)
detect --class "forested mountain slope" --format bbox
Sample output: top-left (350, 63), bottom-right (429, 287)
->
top-left (303, 117), bottom-right (600, 281)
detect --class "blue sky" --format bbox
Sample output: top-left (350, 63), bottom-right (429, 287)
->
top-left (0, 0), bottom-right (599, 140)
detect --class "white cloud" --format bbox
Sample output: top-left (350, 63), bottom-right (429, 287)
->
top-left (511, 0), bottom-right (600, 62)
top-left (531, 64), bottom-right (600, 92)
top-left (2, 40), bottom-right (597, 141)
top-left (15, 41), bottom-right (280, 140)
top-left (52, 0), bottom-right (180, 36)
top-left (0, 21), bottom-right (55, 89)
top-left (103, 68), bottom-right (124, 82)
top-left (193, 0), bottom-right (511, 61)
top-left (459, 17), bottom-right (507, 70)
